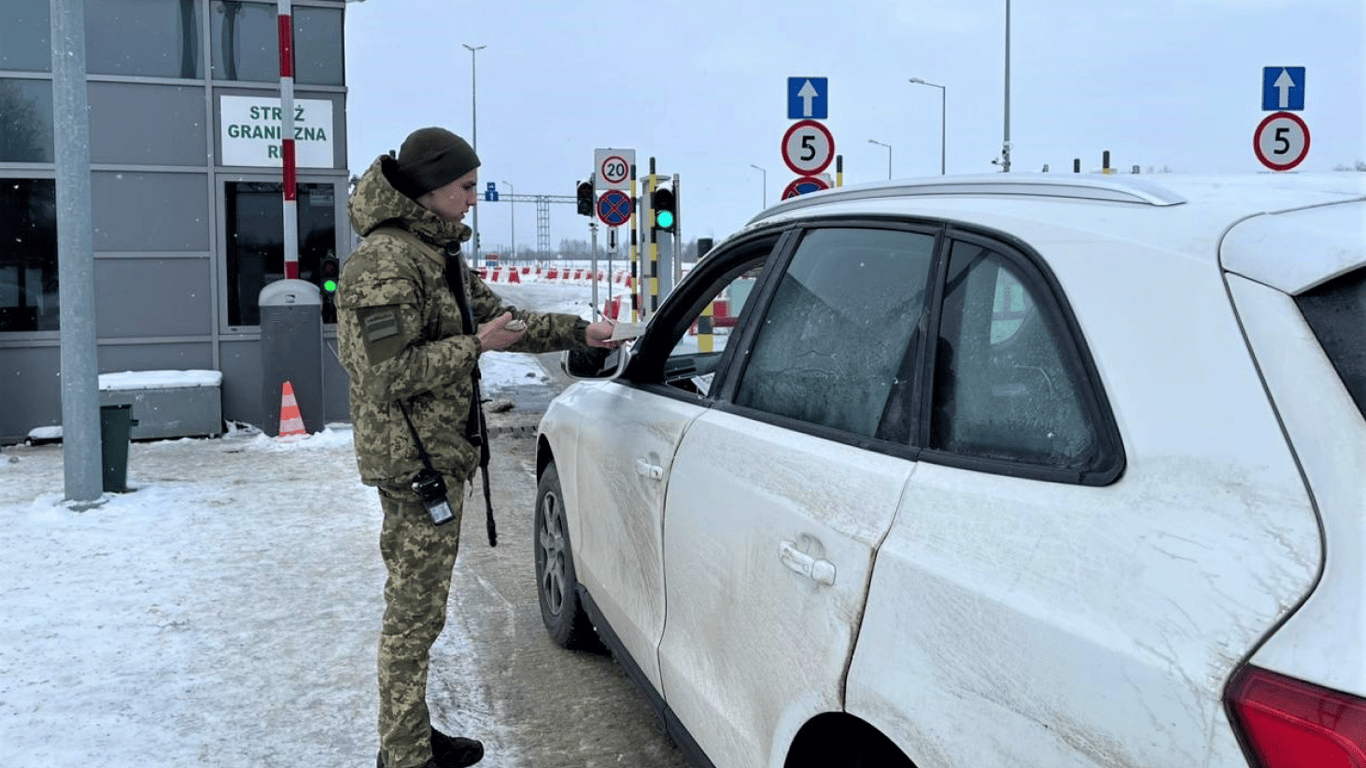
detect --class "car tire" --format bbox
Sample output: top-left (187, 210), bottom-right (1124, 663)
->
top-left (534, 462), bottom-right (600, 651)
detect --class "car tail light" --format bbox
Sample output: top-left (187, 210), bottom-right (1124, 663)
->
top-left (1228, 666), bottom-right (1366, 768)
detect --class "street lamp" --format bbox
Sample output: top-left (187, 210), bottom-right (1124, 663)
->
top-left (868, 139), bottom-right (892, 179)
top-left (501, 180), bottom-right (514, 261)
top-left (1000, 0), bottom-right (1011, 172)
top-left (463, 43), bottom-right (486, 258)
top-left (909, 78), bottom-right (947, 175)
top-left (749, 163), bottom-right (766, 208)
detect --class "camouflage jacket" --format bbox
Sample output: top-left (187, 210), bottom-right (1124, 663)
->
top-left (337, 155), bottom-right (590, 490)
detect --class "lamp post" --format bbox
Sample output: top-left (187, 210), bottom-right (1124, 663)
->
top-left (501, 180), bottom-right (514, 261)
top-left (462, 43), bottom-right (485, 259)
top-left (909, 78), bottom-right (946, 175)
top-left (749, 163), bottom-right (766, 208)
top-left (868, 139), bottom-right (892, 179)
top-left (1001, 0), bottom-right (1011, 172)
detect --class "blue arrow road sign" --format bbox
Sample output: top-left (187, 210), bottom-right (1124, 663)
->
top-left (484, 182), bottom-right (498, 202)
top-left (1263, 67), bottom-right (1305, 111)
top-left (788, 77), bottom-right (828, 120)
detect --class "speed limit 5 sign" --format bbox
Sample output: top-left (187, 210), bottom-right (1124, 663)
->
top-left (1253, 112), bottom-right (1310, 172)
top-left (782, 119), bottom-right (835, 176)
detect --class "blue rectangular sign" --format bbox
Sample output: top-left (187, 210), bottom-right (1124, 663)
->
top-left (788, 77), bottom-right (828, 120)
top-left (1262, 66), bottom-right (1305, 111)
top-left (483, 181), bottom-right (498, 202)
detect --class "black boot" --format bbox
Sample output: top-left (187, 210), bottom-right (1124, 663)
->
top-left (430, 728), bottom-right (484, 768)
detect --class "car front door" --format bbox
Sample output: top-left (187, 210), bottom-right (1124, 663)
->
top-left (567, 233), bottom-right (782, 695)
top-left (657, 225), bottom-right (937, 768)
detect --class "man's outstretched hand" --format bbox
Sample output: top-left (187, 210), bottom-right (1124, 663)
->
top-left (477, 312), bottom-right (527, 352)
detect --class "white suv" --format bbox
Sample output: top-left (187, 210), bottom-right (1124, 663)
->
top-left (531, 174), bottom-right (1366, 768)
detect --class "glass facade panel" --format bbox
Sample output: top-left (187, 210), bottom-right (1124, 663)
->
top-left (0, 179), bottom-right (59, 332)
top-left (89, 83), bottom-right (208, 166)
top-left (293, 7), bottom-right (345, 86)
top-left (225, 181), bottom-right (337, 326)
top-left (0, 0), bottom-right (51, 72)
top-left (91, 172), bottom-right (210, 251)
top-left (86, 0), bottom-right (203, 79)
top-left (213, 2), bottom-right (344, 86)
top-left (0, 79), bottom-right (54, 163)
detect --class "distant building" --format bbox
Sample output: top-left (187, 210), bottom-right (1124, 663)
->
top-left (0, 0), bottom-right (352, 444)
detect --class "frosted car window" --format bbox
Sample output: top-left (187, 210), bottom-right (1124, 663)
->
top-left (930, 242), bottom-right (1097, 468)
top-left (735, 228), bottom-right (934, 438)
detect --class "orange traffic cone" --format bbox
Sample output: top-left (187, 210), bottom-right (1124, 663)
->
top-left (278, 380), bottom-right (308, 438)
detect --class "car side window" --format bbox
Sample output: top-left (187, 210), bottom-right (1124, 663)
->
top-left (662, 259), bottom-right (768, 396)
top-left (734, 227), bottom-right (934, 438)
top-left (929, 240), bottom-right (1099, 469)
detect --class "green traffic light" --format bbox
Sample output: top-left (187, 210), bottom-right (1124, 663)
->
top-left (323, 279), bottom-right (338, 293)
top-left (655, 210), bottom-right (674, 229)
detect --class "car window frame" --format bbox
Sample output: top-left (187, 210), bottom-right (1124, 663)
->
top-left (915, 225), bottom-right (1125, 486)
top-left (711, 217), bottom-right (942, 460)
top-left (618, 228), bottom-right (792, 400)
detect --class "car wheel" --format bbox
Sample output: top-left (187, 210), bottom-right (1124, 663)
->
top-left (534, 462), bottom-right (599, 650)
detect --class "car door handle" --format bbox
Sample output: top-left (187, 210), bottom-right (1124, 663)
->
top-left (635, 458), bottom-right (664, 480)
top-left (779, 540), bottom-right (836, 586)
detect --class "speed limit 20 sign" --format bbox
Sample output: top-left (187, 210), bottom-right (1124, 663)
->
top-left (782, 119), bottom-right (835, 176)
top-left (1253, 112), bottom-right (1310, 172)
top-left (594, 148), bottom-right (635, 191)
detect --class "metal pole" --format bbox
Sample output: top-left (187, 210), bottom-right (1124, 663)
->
top-left (750, 163), bottom-right (766, 208)
top-left (501, 180), bottom-right (514, 261)
top-left (1002, 0), bottom-right (1011, 172)
top-left (869, 139), bottom-right (892, 179)
top-left (589, 221), bottom-right (599, 321)
top-left (51, 0), bottom-right (102, 502)
top-left (940, 86), bottom-right (947, 175)
top-left (463, 44), bottom-right (485, 260)
top-left (909, 78), bottom-right (947, 175)
top-left (278, 0), bottom-right (298, 277)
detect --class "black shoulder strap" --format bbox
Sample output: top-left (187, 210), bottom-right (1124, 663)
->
top-left (372, 227), bottom-right (497, 547)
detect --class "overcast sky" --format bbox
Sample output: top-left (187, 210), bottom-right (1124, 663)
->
top-left (342, 0), bottom-right (1366, 254)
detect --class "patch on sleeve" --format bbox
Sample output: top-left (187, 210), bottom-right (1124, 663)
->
top-left (362, 307), bottom-right (400, 342)
top-left (357, 305), bottom-right (406, 365)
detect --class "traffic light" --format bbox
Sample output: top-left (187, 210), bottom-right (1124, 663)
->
top-left (576, 181), bottom-right (594, 216)
top-left (319, 254), bottom-right (339, 294)
top-left (651, 186), bottom-right (676, 232)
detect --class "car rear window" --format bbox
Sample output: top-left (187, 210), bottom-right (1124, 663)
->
top-left (1296, 267), bottom-right (1366, 419)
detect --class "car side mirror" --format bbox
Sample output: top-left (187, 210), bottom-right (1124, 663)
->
top-left (562, 345), bottom-right (621, 379)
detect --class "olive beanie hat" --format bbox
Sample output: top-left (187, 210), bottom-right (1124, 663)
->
top-left (392, 127), bottom-right (480, 199)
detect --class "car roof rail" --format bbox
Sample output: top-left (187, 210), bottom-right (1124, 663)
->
top-left (749, 174), bottom-right (1188, 224)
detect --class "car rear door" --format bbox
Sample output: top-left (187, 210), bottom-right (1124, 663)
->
top-left (657, 224), bottom-right (937, 768)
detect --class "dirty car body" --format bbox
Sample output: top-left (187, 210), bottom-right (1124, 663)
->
top-left (532, 173), bottom-right (1366, 768)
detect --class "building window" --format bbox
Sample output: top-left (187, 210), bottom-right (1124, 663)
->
top-left (212, 2), bottom-right (344, 86)
top-left (0, 79), bottom-right (54, 163)
top-left (0, 0), bottom-right (51, 72)
top-left (224, 181), bottom-right (336, 326)
top-left (0, 179), bottom-right (59, 333)
top-left (86, 0), bottom-right (203, 79)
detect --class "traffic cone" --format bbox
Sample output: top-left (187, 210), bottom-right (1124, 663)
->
top-left (278, 380), bottom-right (308, 438)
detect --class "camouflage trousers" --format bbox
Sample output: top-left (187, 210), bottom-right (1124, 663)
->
top-left (377, 476), bottom-right (465, 768)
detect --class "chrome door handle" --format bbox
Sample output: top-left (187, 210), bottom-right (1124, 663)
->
top-left (779, 540), bottom-right (836, 586)
top-left (635, 458), bottom-right (664, 480)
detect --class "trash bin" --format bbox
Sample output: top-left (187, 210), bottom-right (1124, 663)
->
top-left (99, 403), bottom-right (136, 493)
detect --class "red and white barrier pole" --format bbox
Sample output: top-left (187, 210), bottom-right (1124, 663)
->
top-left (277, 0), bottom-right (298, 279)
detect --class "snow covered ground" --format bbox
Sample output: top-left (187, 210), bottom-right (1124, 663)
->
top-left (0, 282), bottom-right (605, 767)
